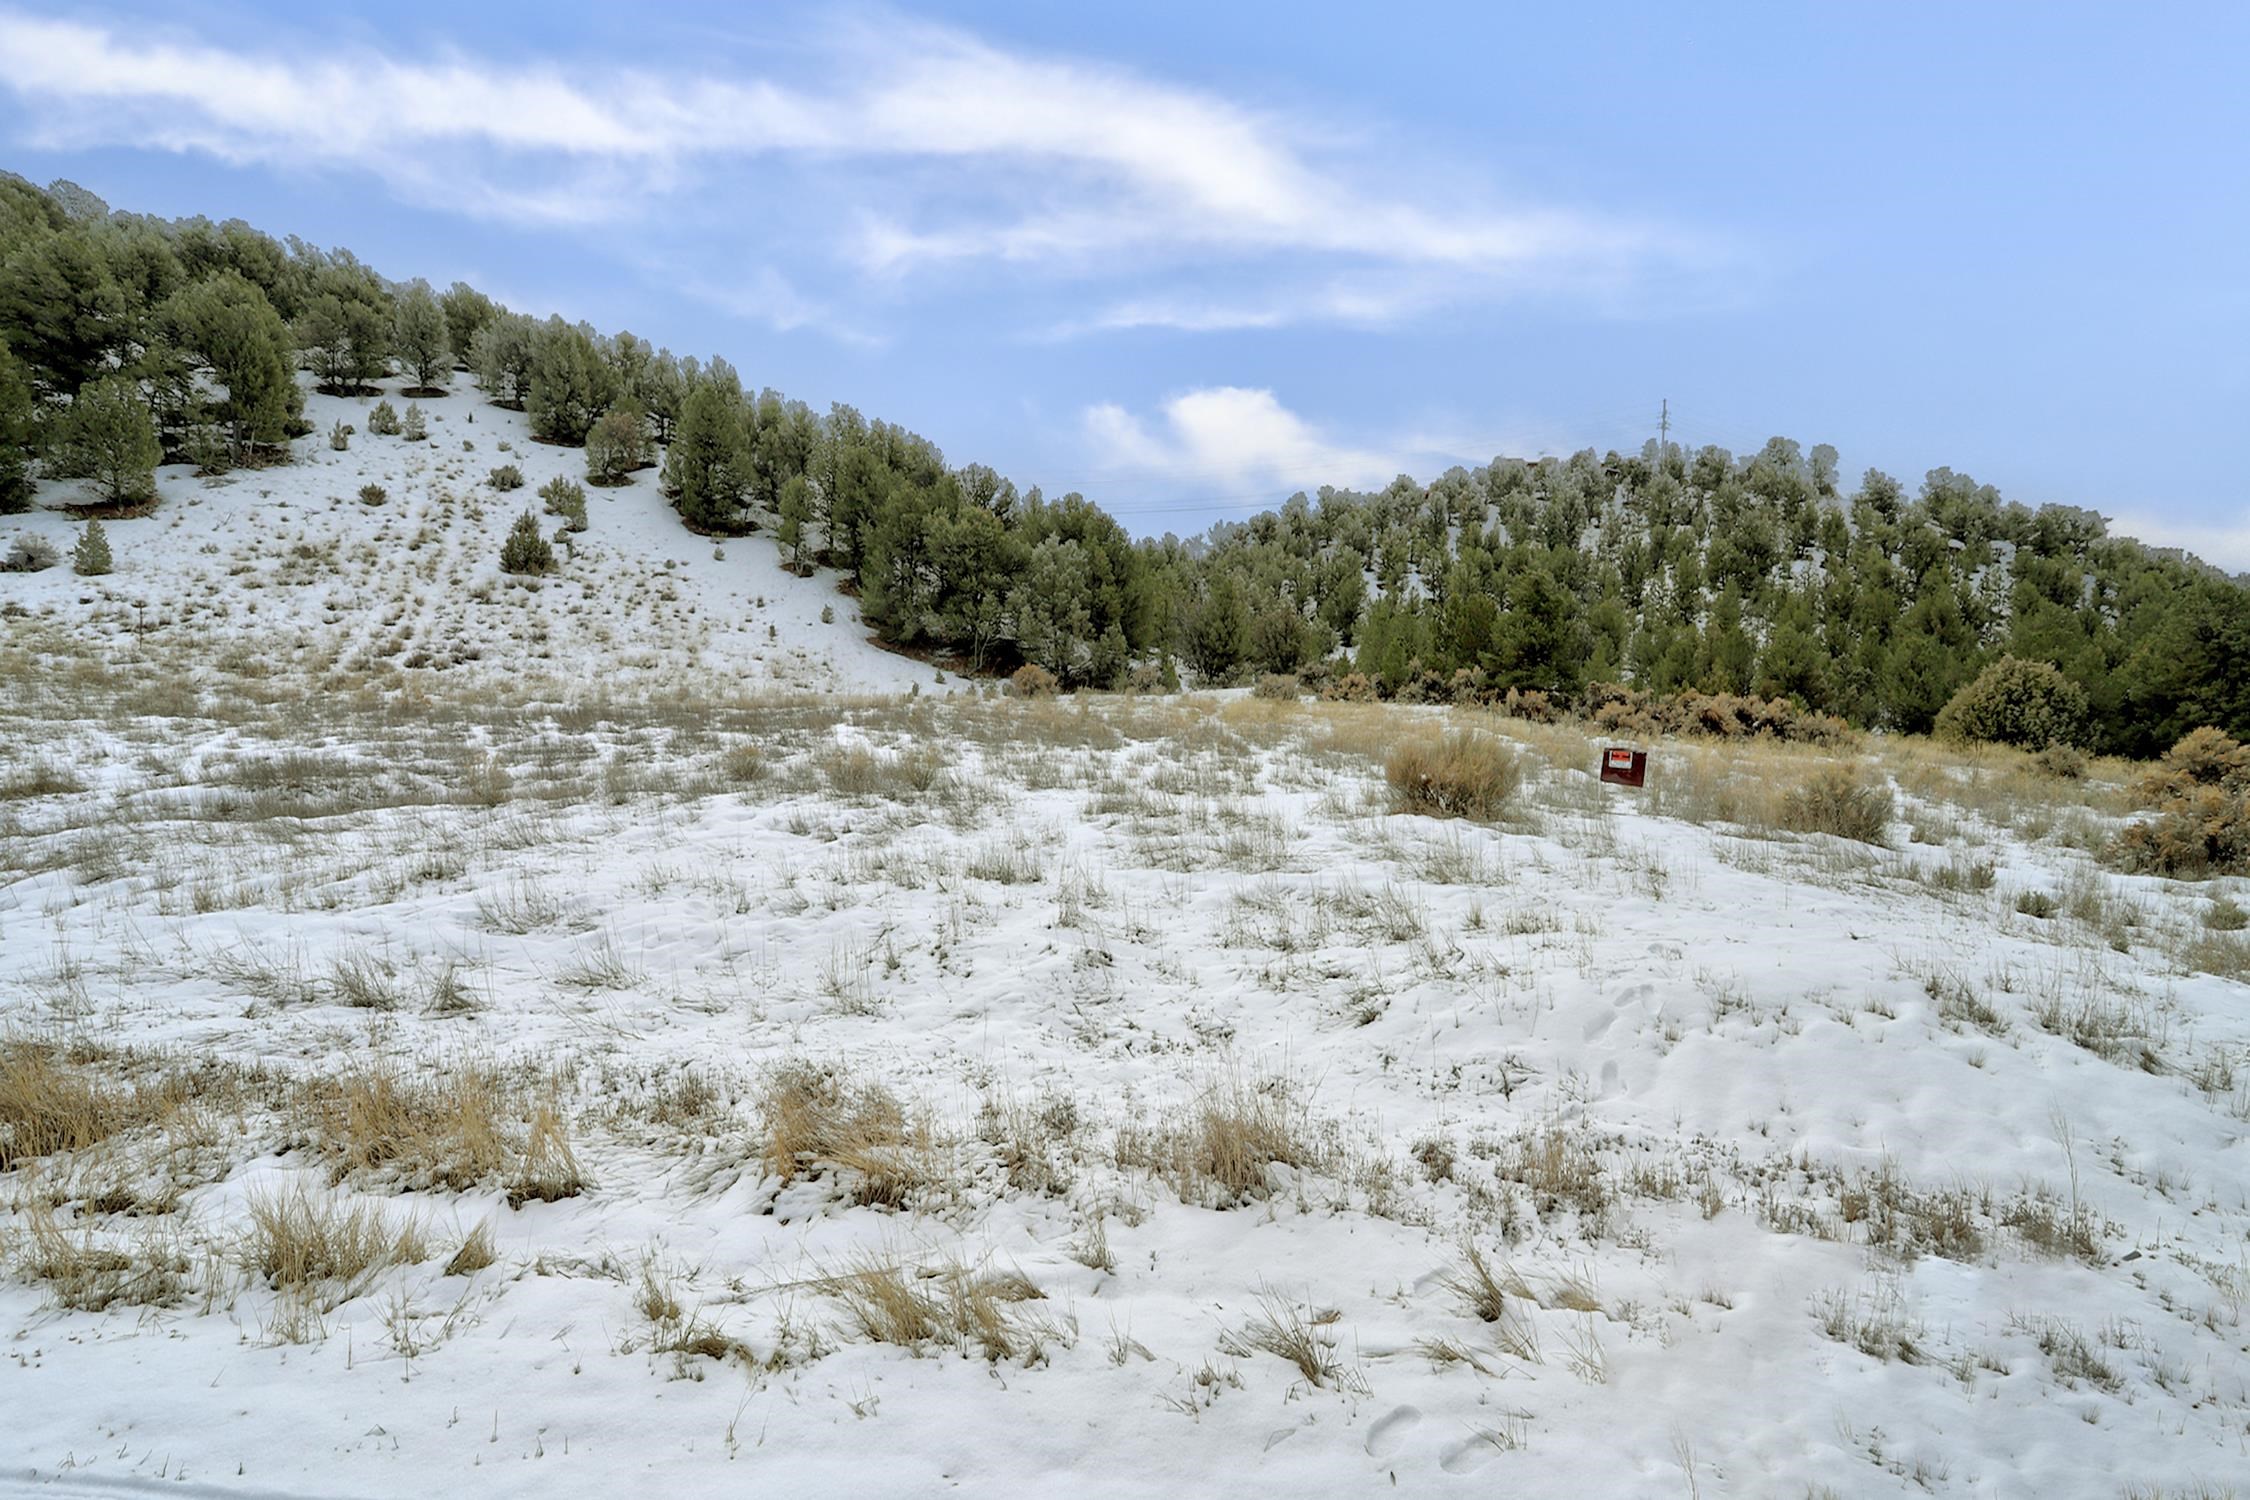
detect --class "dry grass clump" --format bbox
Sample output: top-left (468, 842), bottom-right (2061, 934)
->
top-left (1841, 1162), bottom-right (1981, 1263)
top-left (1218, 1289), bottom-right (1366, 1391)
top-left (297, 1064), bottom-right (584, 1205)
top-left (1778, 763), bottom-right (1894, 844)
top-left (244, 1185), bottom-right (428, 1291)
top-left (299, 1064), bottom-right (508, 1190)
top-left (756, 1062), bottom-right (927, 1207)
top-left (1815, 1284), bottom-right (1924, 1364)
top-left (1, 1039), bottom-right (139, 1169)
top-left (1115, 1074), bottom-right (1317, 1207)
top-left (1497, 1126), bottom-right (1609, 1220)
top-left (2113, 727), bottom-right (2250, 877)
top-left (823, 1255), bottom-right (1053, 1362)
top-left (506, 1102), bottom-right (586, 1206)
top-left (818, 743), bottom-right (950, 800)
top-left (12, 1201), bottom-right (193, 1311)
top-left (1251, 673), bottom-right (1301, 701)
top-left (1386, 730), bottom-right (1522, 821)
top-left (0, 759), bottom-right (86, 801)
top-left (442, 1220), bottom-right (497, 1276)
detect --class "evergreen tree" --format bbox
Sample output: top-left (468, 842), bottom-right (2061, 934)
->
top-left (439, 282), bottom-right (496, 371)
top-left (499, 509), bottom-right (555, 575)
top-left (524, 319), bottom-right (616, 445)
top-left (296, 287), bottom-right (390, 392)
top-left (776, 474), bottom-right (813, 573)
top-left (60, 376), bottom-right (161, 503)
top-left (71, 517), bottom-right (111, 575)
top-left (0, 339), bottom-right (33, 513)
top-left (158, 271), bottom-right (297, 455)
top-left (392, 281), bottom-right (451, 391)
top-left (584, 398), bottom-right (649, 484)
top-left (661, 381), bottom-right (749, 531)
top-left (0, 230), bottom-right (127, 396)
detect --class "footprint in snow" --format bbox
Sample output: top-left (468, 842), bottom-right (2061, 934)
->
top-left (1365, 1405), bottom-right (1422, 1458)
top-left (1440, 1432), bottom-right (1509, 1474)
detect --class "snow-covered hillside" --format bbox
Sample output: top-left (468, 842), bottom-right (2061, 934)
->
top-left (1, 399), bottom-right (2247, 1499)
top-left (1, 375), bottom-right (952, 696)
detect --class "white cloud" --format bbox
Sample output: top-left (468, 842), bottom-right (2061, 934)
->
top-left (0, 8), bottom-right (1729, 331)
top-left (2106, 511), bottom-right (2250, 575)
top-left (1084, 388), bottom-right (1411, 495)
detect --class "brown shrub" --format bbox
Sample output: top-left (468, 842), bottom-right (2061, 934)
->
top-left (1252, 673), bottom-right (1302, 701)
top-left (1008, 664), bottom-right (1060, 699)
top-left (1778, 763), bottom-right (1894, 844)
top-left (1319, 672), bottom-right (1381, 703)
top-left (2115, 727), bottom-right (2250, 876)
top-left (1386, 731), bottom-right (1522, 821)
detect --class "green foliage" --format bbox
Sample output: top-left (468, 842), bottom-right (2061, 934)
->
top-left (584, 399), bottom-right (648, 485)
top-left (401, 402), bottom-right (426, 442)
top-left (70, 517), bottom-right (111, 575)
top-left (777, 473), bottom-right (813, 573)
top-left (366, 399), bottom-right (400, 436)
top-left (539, 475), bottom-right (587, 533)
top-left (1935, 654), bottom-right (2090, 749)
top-left (157, 270), bottom-right (298, 453)
top-left (358, 483), bottom-right (386, 506)
top-left (499, 509), bottom-right (555, 576)
top-left (488, 464), bottom-right (523, 492)
top-left (59, 376), bottom-right (161, 503)
top-left (391, 280), bottom-right (451, 390)
top-left (0, 339), bottom-right (32, 513)
top-left (297, 287), bottom-right (390, 392)
top-left (524, 318), bottom-right (616, 446)
top-left (439, 283), bottom-right (496, 371)
top-left (661, 380), bottom-right (749, 531)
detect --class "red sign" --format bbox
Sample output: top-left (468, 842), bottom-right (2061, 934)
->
top-left (1600, 746), bottom-right (1648, 787)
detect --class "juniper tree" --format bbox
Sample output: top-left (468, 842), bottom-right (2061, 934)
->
top-left (392, 281), bottom-right (451, 392)
top-left (61, 376), bottom-right (161, 504)
top-left (524, 318), bottom-right (616, 445)
top-left (499, 509), bottom-right (554, 575)
top-left (777, 474), bottom-right (813, 573)
top-left (584, 399), bottom-right (648, 484)
top-left (661, 381), bottom-right (749, 531)
top-left (439, 282), bottom-right (495, 372)
top-left (401, 403), bottom-right (426, 442)
top-left (0, 339), bottom-right (32, 514)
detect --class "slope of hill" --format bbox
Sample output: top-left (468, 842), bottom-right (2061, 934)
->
top-left (2, 373), bottom-right (955, 697)
top-left (2, 645), bottom-right (2247, 1495)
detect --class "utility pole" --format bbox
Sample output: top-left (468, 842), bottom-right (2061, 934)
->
top-left (1658, 398), bottom-right (1670, 469)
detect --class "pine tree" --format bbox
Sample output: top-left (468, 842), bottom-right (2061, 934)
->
top-left (499, 509), bottom-right (555, 575)
top-left (401, 403), bottom-right (427, 442)
top-left (777, 473), bottom-right (813, 573)
top-left (584, 399), bottom-right (648, 484)
top-left (0, 339), bottom-right (32, 514)
top-left (61, 376), bottom-right (161, 504)
top-left (71, 517), bottom-right (111, 575)
top-left (392, 281), bottom-right (452, 391)
top-left (661, 382), bottom-right (749, 531)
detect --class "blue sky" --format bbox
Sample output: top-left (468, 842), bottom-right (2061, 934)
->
top-left (1, 2), bottom-right (2244, 565)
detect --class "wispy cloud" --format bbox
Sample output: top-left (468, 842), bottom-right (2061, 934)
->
top-left (1085, 387), bottom-right (1419, 496)
top-left (0, 7), bottom-right (1734, 334)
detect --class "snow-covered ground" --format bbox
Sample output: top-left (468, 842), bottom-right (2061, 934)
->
top-left (2, 393), bottom-right (2247, 1498)
top-left (1, 376), bottom-right (952, 696)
